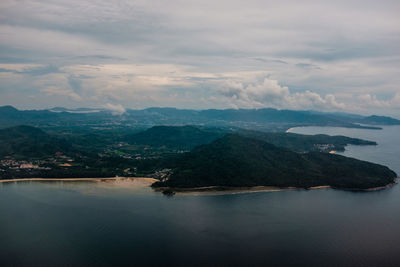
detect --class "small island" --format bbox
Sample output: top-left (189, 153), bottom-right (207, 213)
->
top-left (152, 135), bottom-right (397, 192)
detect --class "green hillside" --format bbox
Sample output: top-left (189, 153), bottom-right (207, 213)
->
top-left (153, 135), bottom-right (396, 189)
top-left (0, 125), bottom-right (72, 158)
top-left (361, 115), bottom-right (400, 125)
top-left (127, 125), bottom-right (376, 152)
top-left (238, 130), bottom-right (376, 152)
top-left (126, 125), bottom-right (225, 149)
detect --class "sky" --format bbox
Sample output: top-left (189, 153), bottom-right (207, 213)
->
top-left (0, 0), bottom-right (399, 117)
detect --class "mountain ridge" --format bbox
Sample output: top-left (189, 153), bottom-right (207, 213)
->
top-left (1, 105), bottom-right (397, 130)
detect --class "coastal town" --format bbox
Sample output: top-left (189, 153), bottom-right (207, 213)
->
top-left (0, 152), bottom-right (75, 175)
top-left (0, 143), bottom-right (175, 179)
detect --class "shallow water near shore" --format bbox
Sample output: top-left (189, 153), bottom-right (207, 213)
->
top-left (1, 126), bottom-right (400, 266)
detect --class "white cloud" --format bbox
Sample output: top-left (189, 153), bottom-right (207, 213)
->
top-left (391, 93), bottom-right (400, 107)
top-left (37, 73), bottom-right (82, 102)
top-left (2, 60), bottom-right (398, 114)
top-left (41, 86), bottom-right (82, 102)
top-left (357, 93), bottom-right (400, 110)
top-left (357, 94), bottom-right (390, 108)
top-left (1, 0), bottom-right (399, 115)
top-left (103, 103), bottom-right (126, 115)
top-left (218, 77), bottom-right (346, 110)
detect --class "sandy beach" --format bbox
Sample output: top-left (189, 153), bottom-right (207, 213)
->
top-left (335, 179), bottom-right (398, 192)
top-left (153, 184), bottom-right (335, 196)
top-left (0, 177), bottom-right (159, 185)
top-left (1, 177), bottom-right (396, 195)
top-left (154, 182), bottom-right (398, 196)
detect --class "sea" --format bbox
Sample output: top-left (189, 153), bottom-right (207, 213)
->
top-left (1, 126), bottom-right (400, 266)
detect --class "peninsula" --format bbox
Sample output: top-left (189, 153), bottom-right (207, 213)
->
top-left (152, 135), bottom-right (397, 191)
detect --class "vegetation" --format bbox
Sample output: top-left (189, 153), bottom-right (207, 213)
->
top-left (2, 105), bottom-right (396, 131)
top-left (126, 125), bottom-right (377, 152)
top-left (0, 126), bottom-right (73, 158)
top-left (360, 115), bottom-right (400, 125)
top-left (153, 135), bottom-right (396, 189)
top-left (0, 125), bottom-right (394, 190)
top-left (238, 130), bottom-right (376, 152)
top-left (126, 125), bottom-right (225, 149)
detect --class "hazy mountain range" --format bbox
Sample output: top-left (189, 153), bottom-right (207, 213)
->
top-left (1, 105), bottom-right (399, 131)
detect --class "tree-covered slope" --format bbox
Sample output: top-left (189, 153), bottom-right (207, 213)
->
top-left (154, 135), bottom-right (396, 189)
top-left (127, 125), bottom-right (376, 152)
top-left (0, 125), bottom-right (72, 158)
top-left (360, 115), bottom-right (400, 125)
top-left (126, 125), bottom-right (225, 149)
top-left (238, 130), bottom-right (376, 152)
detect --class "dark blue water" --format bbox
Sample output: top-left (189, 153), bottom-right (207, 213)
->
top-left (1, 126), bottom-right (400, 266)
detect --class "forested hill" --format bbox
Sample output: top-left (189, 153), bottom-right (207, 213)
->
top-left (0, 125), bottom-right (391, 184)
top-left (125, 125), bottom-right (225, 149)
top-left (361, 115), bottom-right (400, 125)
top-left (0, 125), bottom-right (72, 158)
top-left (238, 130), bottom-right (376, 152)
top-left (127, 125), bottom-right (376, 152)
top-left (0, 125), bottom-right (377, 161)
top-left (153, 135), bottom-right (396, 189)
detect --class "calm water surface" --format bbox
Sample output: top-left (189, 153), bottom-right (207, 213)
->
top-left (1, 126), bottom-right (400, 266)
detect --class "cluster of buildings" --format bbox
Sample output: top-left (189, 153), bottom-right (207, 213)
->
top-left (0, 153), bottom-right (76, 172)
top-left (0, 158), bottom-right (50, 170)
top-left (314, 144), bottom-right (335, 153)
top-left (151, 168), bottom-right (172, 180)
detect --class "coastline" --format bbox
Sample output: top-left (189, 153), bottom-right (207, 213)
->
top-left (1, 177), bottom-right (396, 195)
top-left (153, 185), bottom-right (332, 196)
top-left (0, 177), bottom-right (159, 184)
top-left (333, 179), bottom-right (398, 192)
top-left (153, 181), bottom-right (398, 196)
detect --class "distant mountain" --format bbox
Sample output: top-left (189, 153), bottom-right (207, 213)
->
top-left (199, 108), bottom-right (335, 123)
top-left (154, 135), bottom-right (396, 189)
top-left (0, 106), bottom-right (72, 128)
top-left (0, 106), bottom-right (118, 128)
top-left (49, 107), bottom-right (103, 113)
top-left (0, 105), bottom-right (19, 113)
top-left (0, 125), bottom-right (72, 158)
top-left (1, 105), bottom-right (397, 130)
top-left (360, 115), bottom-right (400, 125)
top-left (131, 108), bottom-right (382, 129)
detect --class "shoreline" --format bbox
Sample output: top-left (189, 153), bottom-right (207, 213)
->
top-left (0, 177), bottom-right (159, 184)
top-left (153, 185), bottom-right (333, 196)
top-left (154, 181), bottom-right (398, 196)
top-left (1, 177), bottom-right (396, 195)
top-left (333, 179), bottom-right (398, 192)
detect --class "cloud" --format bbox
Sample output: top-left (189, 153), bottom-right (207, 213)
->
top-left (357, 93), bottom-right (400, 109)
top-left (41, 86), bottom-right (82, 102)
top-left (295, 63), bottom-right (322, 70)
top-left (0, 60), bottom-right (396, 114)
top-left (0, 0), bottom-right (399, 116)
top-left (253, 58), bottom-right (288, 64)
top-left (103, 103), bottom-right (126, 115)
top-left (218, 77), bottom-right (345, 110)
top-left (0, 64), bottom-right (45, 73)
